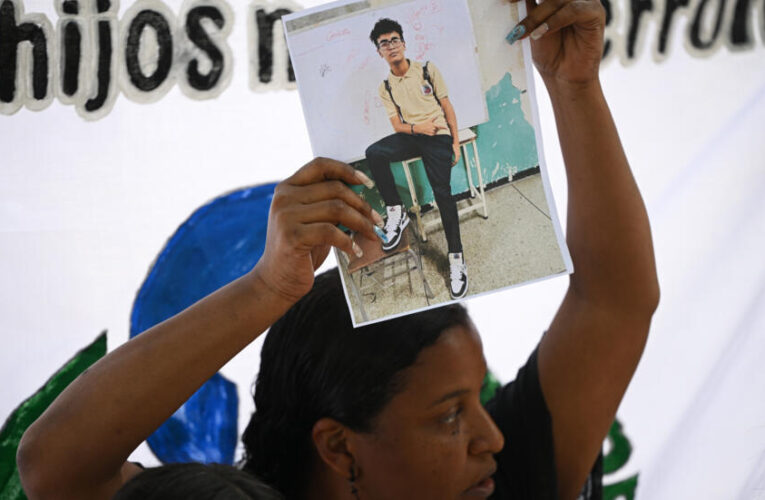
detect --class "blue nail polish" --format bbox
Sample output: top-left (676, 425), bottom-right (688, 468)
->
top-left (506, 24), bottom-right (526, 45)
top-left (374, 225), bottom-right (389, 244)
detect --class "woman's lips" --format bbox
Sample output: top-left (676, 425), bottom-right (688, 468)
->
top-left (464, 475), bottom-right (495, 498)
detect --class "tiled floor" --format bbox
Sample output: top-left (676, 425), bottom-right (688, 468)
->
top-left (339, 173), bottom-right (568, 325)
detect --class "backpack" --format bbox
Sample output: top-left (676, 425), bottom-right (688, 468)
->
top-left (383, 61), bottom-right (445, 124)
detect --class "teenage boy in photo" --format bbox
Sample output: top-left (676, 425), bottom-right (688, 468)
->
top-left (364, 18), bottom-right (468, 299)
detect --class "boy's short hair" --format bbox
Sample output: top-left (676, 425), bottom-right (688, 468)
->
top-left (369, 18), bottom-right (404, 46)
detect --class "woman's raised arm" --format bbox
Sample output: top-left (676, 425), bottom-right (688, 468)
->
top-left (16, 158), bottom-right (382, 500)
top-left (510, 0), bottom-right (660, 497)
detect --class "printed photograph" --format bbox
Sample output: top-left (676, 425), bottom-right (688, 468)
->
top-left (284, 0), bottom-right (572, 326)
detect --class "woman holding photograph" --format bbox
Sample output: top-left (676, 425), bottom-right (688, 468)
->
top-left (17, 0), bottom-right (659, 498)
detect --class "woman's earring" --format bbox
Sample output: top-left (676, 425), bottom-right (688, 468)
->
top-left (349, 463), bottom-right (360, 499)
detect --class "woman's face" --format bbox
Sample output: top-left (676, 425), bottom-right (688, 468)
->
top-left (351, 324), bottom-right (504, 499)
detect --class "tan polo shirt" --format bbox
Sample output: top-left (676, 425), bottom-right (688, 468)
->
top-left (378, 60), bottom-right (450, 136)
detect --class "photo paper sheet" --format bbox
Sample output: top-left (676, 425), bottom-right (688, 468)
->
top-left (284, 0), bottom-right (572, 326)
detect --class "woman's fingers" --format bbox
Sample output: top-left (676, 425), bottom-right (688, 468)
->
top-left (288, 157), bottom-right (373, 189)
top-left (292, 180), bottom-right (384, 227)
top-left (511, 0), bottom-right (601, 42)
top-left (270, 157), bottom-right (388, 258)
top-left (288, 158), bottom-right (384, 227)
top-left (509, 0), bottom-right (568, 43)
top-left (530, 1), bottom-right (578, 38)
top-left (514, 0), bottom-right (605, 82)
top-left (294, 199), bottom-right (380, 244)
top-left (295, 223), bottom-right (360, 259)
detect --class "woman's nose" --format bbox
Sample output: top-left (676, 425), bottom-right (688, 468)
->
top-left (469, 405), bottom-right (505, 455)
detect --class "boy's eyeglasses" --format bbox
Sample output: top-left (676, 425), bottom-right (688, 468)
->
top-left (377, 37), bottom-right (403, 50)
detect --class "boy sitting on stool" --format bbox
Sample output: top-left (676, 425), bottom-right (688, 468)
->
top-left (365, 18), bottom-right (467, 299)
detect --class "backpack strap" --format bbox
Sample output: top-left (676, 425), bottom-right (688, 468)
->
top-left (422, 61), bottom-right (443, 109)
top-left (423, 61), bottom-right (446, 124)
top-left (384, 78), bottom-right (406, 124)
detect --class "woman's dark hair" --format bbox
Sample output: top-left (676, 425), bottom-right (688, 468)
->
top-left (241, 268), bottom-right (470, 498)
top-left (113, 463), bottom-right (284, 500)
top-left (369, 18), bottom-right (404, 46)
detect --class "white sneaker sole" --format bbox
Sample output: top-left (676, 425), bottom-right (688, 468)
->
top-left (450, 281), bottom-right (468, 299)
top-left (382, 215), bottom-right (410, 251)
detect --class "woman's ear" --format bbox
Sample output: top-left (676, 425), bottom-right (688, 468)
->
top-left (311, 417), bottom-right (357, 480)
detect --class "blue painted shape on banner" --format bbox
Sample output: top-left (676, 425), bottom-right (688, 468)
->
top-left (130, 183), bottom-right (276, 465)
top-left (145, 373), bottom-right (239, 464)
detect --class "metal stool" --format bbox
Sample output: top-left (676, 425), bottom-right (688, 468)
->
top-left (340, 226), bottom-right (433, 323)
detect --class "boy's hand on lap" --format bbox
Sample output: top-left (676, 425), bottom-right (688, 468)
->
top-left (415, 117), bottom-right (443, 136)
top-left (452, 144), bottom-right (461, 166)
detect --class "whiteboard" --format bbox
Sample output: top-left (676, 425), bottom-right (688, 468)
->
top-left (284, 0), bottom-right (487, 162)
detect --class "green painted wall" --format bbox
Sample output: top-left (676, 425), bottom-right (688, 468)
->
top-left (354, 72), bottom-right (538, 213)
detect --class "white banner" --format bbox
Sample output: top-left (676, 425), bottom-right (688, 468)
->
top-left (1, 0), bottom-right (764, 497)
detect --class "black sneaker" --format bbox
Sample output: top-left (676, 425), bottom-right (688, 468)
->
top-left (382, 205), bottom-right (410, 251)
top-left (449, 252), bottom-right (468, 299)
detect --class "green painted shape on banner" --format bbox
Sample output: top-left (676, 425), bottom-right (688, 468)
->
top-left (0, 332), bottom-right (107, 500)
top-left (604, 418), bottom-right (632, 474)
top-left (603, 419), bottom-right (639, 499)
top-left (480, 371), bottom-right (503, 406)
top-left (603, 473), bottom-right (638, 500)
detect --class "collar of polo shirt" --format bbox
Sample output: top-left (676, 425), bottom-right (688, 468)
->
top-left (390, 59), bottom-right (418, 82)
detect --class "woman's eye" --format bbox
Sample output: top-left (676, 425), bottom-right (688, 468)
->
top-left (442, 406), bottom-right (462, 425)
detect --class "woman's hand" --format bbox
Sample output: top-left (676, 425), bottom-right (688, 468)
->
top-left (254, 157), bottom-right (383, 304)
top-left (510, 0), bottom-right (606, 86)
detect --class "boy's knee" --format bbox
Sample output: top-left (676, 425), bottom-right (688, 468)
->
top-left (366, 143), bottom-right (383, 160)
top-left (432, 185), bottom-right (453, 199)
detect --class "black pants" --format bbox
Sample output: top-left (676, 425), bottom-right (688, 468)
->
top-left (365, 133), bottom-right (462, 254)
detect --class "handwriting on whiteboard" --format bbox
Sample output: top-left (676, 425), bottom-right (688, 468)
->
top-left (403, 0), bottom-right (445, 60)
top-left (327, 28), bottom-right (351, 41)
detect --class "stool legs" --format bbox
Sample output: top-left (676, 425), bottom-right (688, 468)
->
top-left (471, 140), bottom-right (488, 219)
top-left (341, 252), bottom-right (369, 322)
top-left (402, 159), bottom-right (427, 242)
top-left (463, 142), bottom-right (478, 199)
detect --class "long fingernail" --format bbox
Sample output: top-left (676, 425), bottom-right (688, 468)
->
top-left (371, 210), bottom-right (384, 228)
top-left (506, 24), bottom-right (526, 45)
top-left (352, 242), bottom-right (364, 258)
top-left (373, 225), bottom-right (389, 244)
top-left (530, 22), bottom-right (549, 40)
top-left (355, 170), bottom-right (375, 189)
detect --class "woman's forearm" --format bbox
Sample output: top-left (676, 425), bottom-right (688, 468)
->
top-left (18, 157), bottom-right (379, 500)
top-left (17, 267), bottom-right (293, 500)
top-left (546, 78), bottom-right (659, 310)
